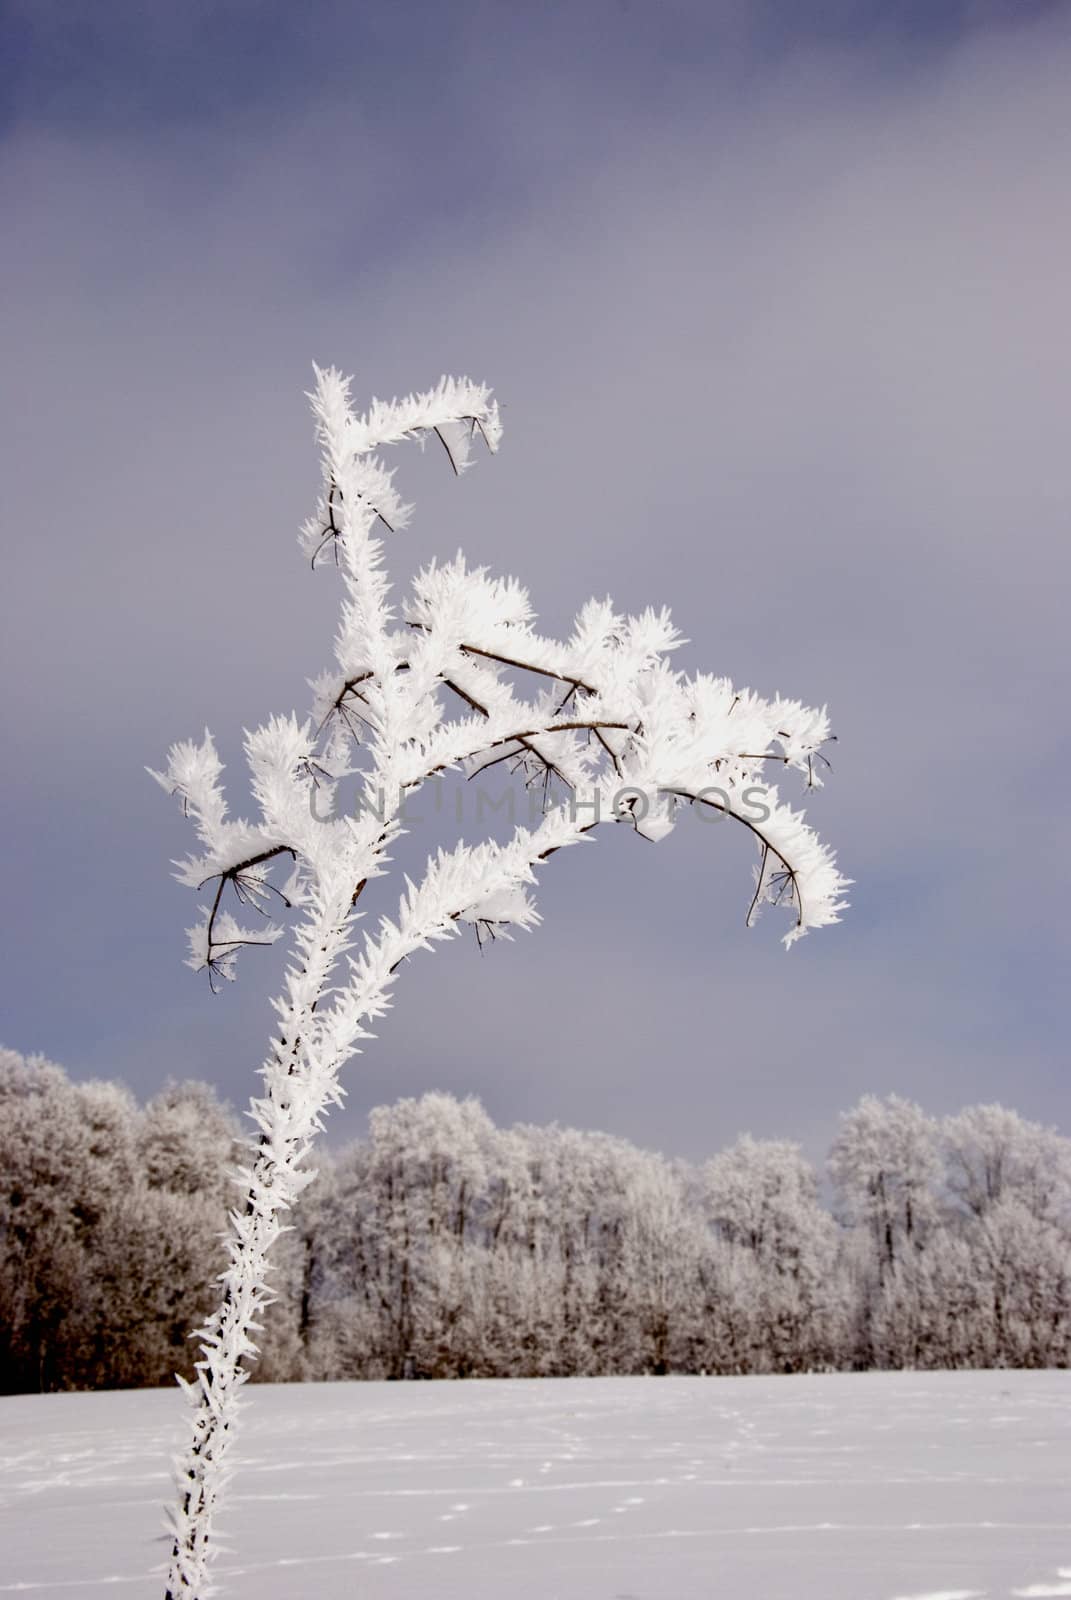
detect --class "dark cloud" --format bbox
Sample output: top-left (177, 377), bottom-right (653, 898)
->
top-left (3, 0), bottom-right (1062, 136)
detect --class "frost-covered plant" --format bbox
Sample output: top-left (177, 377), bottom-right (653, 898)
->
top-left (151, 367), bottom-right (848, 1597)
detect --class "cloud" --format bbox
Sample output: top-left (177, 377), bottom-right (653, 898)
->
top-left (2, 5), bottom-right (1069, 1158)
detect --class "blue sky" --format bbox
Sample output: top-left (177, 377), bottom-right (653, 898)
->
top-left (2, 0), bottom-right (1069, 1160)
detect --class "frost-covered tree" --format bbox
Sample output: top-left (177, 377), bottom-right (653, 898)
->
top-left (140, 1081), bottom-right (239, 1201)
top-left (936, 1106), bottom-right (1071, 1368)
top-left (0, 1050), bottom-right (95, 1392)
top-left (970, 1196), bottom-right (1071, 1367)
top-left (828, 1094), bottom-right (941, 1276)
top-left (151, 366), bottom-right (848, 1595)
top-left (942, 1103), bottom-right (1071, 1227)
top-left (0, 1050), bottom-right (237, 1393)
top-left (704, 1135), bottom-right (844, 1371)
top-left (829, 1094), bottom-right (952, 1367)
top-left (615, 1148), bottom-right (703, 1375)
top-left (338, 1093), bottom-right (495, 1378)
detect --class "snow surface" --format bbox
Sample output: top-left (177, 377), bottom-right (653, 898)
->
top-left (0, 1371), bottom-right (1068, 1598)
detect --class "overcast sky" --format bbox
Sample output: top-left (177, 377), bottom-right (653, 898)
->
top-left (2, 0), bottom-right (1069, 1162)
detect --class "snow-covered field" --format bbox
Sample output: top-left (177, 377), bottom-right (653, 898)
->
top-left (1, 1371), bottom-right (1068, 1599)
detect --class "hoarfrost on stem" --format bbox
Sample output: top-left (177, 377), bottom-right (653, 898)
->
top-left (150, 365), bottom-right (849, 1597)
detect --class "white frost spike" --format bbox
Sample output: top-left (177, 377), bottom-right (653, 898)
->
top-left (153, 363), bottom-right (848, 1599)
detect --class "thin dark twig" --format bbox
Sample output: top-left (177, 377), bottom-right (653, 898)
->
top-left (465, 719), bottom-right (629, 783)
top-left (310, 525), bottom-right (339, 570)
top-left (468, 414), bottom-right (493, 451)
top-left (746, 844), bottom-right (770, 929)
top-left (433, 425), bottom-right (460, 475)
top-left (661, 786), bottom-right (802, 930)
top-left (232, 873), bottom-right (292, 915)
top-left (552, 681), bottom-right (579, 716)
top-left (407, 622), bottom-right (597, 697)
top-left (492, 719), bottom-right (628, 746)
top-left (311, 481), bottom-right (343, 570)
top-left (467, 745), bottom-right (523, 781)
top-left (593, 728), bottom-right (622, 777)
top-left (443, 677), bottom-right (487, 716)
top-left (312, 480), bottom-right (395, 570)
top-left (440, 677), bottom-right (575, 796)
top-left (196, 844), bottom-right (297, 981)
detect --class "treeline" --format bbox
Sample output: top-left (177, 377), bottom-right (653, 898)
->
top-left (0, 1050), bottom-right (234, 1391)
top-left (1, 1046), bottom-right (1069, 1392)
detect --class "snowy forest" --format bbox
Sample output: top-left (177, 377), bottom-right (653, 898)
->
top-left (2, 1044), bottom-right (1067, 1394)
